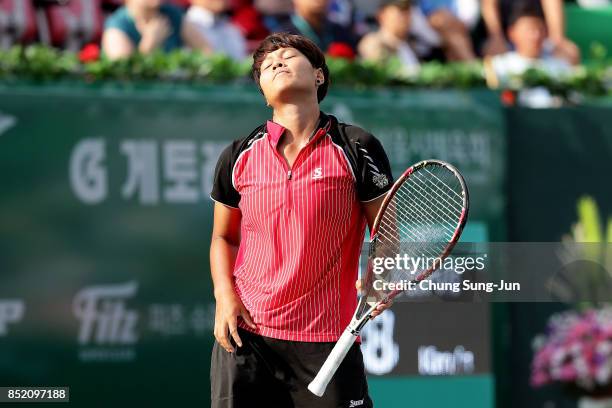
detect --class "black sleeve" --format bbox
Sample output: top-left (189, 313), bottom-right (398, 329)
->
top-left (355, 132), bottom-right (393, 202)
top-left (210, 142), bottom-right (240, 208)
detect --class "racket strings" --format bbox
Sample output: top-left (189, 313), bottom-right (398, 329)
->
top-left (404, 175), bottom-right (462, 226)
top-left (385, 202), bottom-right (448, 245)
top-left (422, 168), bottom-right (464, 207)
top-left (405, 183), bottom-right (461, 229)
top-left (381, 183), bottom-right (457, 245)
top-left (404, 169), bottom-right (461, 215)
top-left (395, 189), bottom-right (457, 238)
top-left (395, 186), bottom-right (456, 240)
top-left (373, 164), bottom-right (465, 283)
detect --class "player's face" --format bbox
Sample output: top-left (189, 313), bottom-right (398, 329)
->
top-left (509, 16), bottom-right (547, 58)
top-left (259, 47), bottom-right (323, 106)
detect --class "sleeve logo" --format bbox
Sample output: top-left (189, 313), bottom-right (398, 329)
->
top-left (373, 173), bottom-right (389, 189)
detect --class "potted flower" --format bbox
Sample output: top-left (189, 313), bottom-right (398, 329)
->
top-left (532, 197), bottom-right (612, 407)
top-left (531, 307), bottom-right (612, 407)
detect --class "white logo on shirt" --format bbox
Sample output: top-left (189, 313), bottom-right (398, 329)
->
top-left (373, 173), bottom-right (389, 188)
top-left (349, 399), bottom-right (364, 407)
top-left (312, 167), bottom-right (323, 180)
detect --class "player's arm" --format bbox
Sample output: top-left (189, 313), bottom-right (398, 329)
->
top-left (363, 195), bottom-right (384, 232)
top-left (353, 129), bottom-right (395, 317)
top-left (210, 202), bottom-right (256, 353)
top-left (361, 196), bottom-right (392, 317)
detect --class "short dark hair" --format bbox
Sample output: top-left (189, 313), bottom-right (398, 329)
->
top-left (252, 33), bottom-right (330, 103)
top-left (507, 3), bottom-right (545, 29)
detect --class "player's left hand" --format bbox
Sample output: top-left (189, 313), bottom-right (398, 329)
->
top-left (355, 279), bottom-right (393, 318)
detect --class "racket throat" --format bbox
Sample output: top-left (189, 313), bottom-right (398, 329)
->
top-left (349, 301), bottom-right (380, 334)
top-left (352, 317), bottom-right (371, 334)
top-left (368, 235), bottom-right (378, 257)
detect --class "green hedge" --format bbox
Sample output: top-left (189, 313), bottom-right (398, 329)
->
top-left (0, 44), bottom-right (610, 95)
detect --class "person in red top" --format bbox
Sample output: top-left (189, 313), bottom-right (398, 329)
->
top-left (209, 33), bottom-right (393, 408)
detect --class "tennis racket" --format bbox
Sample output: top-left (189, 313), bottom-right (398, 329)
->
top-left (307, 159), bottom-right (469, 397)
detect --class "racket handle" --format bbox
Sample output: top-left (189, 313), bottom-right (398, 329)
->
top-left (307, 328), bottom-right (358, 397)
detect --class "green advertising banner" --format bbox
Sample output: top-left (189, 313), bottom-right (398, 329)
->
top-left (0, 82), bottom-right (504, 407)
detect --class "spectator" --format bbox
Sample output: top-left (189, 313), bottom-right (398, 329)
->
top-left (328, 0), bottom-right (353, 29)
top-left (482, 0), bottom-right (580, 64)
top-left (102, 0), bottom-right (211, 60)
top-left (185, 0), bottom-right (247, 60)
top-left (254, 0), bottom-right (293, 33)
top-left (231, 0), bottom-right (270, 53)
top-left (255, 0), bottom-right (293, 15)
top-left (271, 0), bottom-right (357, 53)
top-left (416, 0), bottom-right (476, 61)
top-left (454, 0), bottom-right (480, 30)
top-left (486, 4), bottom-right (572, 85)
top-left (358, 0), bottom-right (420, 70)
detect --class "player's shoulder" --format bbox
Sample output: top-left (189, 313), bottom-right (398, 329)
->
top-left (218, 123), bottom-right (267, 164)
top-left (344, 124), bottom-right (379, 146)
top-left (328, 115), bottom-right (382, 150)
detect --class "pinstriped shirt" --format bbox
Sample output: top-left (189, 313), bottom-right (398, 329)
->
top-left (211, 112), bottom-right (393, 342)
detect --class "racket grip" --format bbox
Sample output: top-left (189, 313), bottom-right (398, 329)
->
top-left (307, 328), bottom-right (358, 397)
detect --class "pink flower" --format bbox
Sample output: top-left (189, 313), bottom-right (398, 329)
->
top-left (531, 371), bottom-right (550, 387)
top-left (531, 306), bottom-right (612, 389)
top-left (559, 364), bottom-right (578, 381)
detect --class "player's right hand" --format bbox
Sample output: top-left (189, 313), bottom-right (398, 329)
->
top-left (213, 290), bottom-right (257, 353)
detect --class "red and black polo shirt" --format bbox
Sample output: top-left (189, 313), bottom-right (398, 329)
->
top-left (211, 112), bottom-right (393, 342)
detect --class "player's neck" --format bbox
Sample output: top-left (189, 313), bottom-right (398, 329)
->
top-left (272, 103), bottom-right (321, 144)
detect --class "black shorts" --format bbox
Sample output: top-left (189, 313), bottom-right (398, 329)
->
top-left (210, 328), bottom-right (373, 408)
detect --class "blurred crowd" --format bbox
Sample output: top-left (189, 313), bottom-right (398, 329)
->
top-left (0, 0), bottom-right (599, 83)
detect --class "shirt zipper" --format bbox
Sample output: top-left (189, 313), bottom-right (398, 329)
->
top-left (271, 126), bottom-right (327, 211)
top-left (286, 169), bottom-right (292, 211)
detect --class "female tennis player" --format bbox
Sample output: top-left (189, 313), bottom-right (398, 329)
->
top-left (209, 33), bottom-right (394, 408)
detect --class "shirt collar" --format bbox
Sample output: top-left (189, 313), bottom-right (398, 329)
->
top-left (266, 112), bottom-right (331, 147)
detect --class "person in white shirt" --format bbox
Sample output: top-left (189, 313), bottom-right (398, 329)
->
top-left (358, 0), bottom-right (419, 71)
top-left (488, 4), bottom-right (572, 85)
top-left (482, 0), bottom-right (580, 65)
top-left (186, 0), bottom-right (248, 60)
